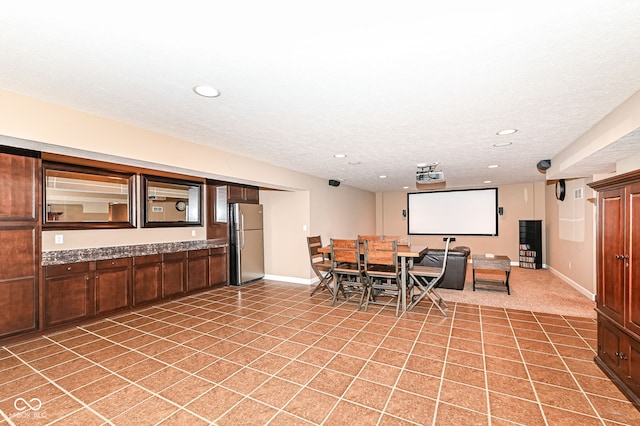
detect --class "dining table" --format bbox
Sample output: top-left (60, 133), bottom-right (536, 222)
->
top-left (318, 244), bottom-right (429, 312)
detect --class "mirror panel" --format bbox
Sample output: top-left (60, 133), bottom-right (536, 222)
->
top-left (142, 175), bottom-right (203, 227)
top-left (44, 163), bottom-right (136, 229)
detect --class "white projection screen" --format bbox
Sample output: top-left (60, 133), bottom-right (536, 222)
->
top-left (408, 188), bottom-right (498, 236)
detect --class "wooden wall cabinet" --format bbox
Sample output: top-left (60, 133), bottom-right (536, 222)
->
top-left (44, 262), bottom-right (94, 327)
top-left (227, 184), bottom-right (259, 204)
top-left (0, 148), bottom-right (41, 338)
top-left (590, 170), bottom-right (640, 409)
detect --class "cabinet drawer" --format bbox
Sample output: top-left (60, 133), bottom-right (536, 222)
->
top-left (134, 254), bottom-right (162, 265)
top-left (210, 247), bottom-right (227, 255)
top-left (96, 257), bottom-right (131, 270)
top-left (46, 261), bottom-right (93, 277)
top-left (189, 249), bottom-right (209, 259)
top-left (163, 251), bottom-right (187, 262)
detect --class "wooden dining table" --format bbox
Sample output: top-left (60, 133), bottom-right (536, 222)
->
top-left (319, 244), bottom-right (429, 312)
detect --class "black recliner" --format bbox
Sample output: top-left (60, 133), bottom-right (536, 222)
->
top-left (417, 246), bottom-right (470, 290)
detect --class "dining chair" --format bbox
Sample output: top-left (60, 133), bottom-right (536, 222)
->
top-left (330, 238), bottom-right (366, 308)
top-left (358, 235), bottom-right (382, 244)
top-left (307, 235), bottom-right (333, 297)
top-left (363, 239), bottom-right (402, 316)
top-left (406, 237), bottom-right (452, 316)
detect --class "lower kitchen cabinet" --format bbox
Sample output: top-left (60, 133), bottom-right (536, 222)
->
top-left (209, 247), bottom-right (228, 287)
top-left (44, 262), bottom-right (94, 327)
top-left (133, 254), bottom-right (162, 305)
top-left (188, 249), bottom-right (209, 292)
top-left (95, 258), bottom-right (131, 315)
top-left (163, 252), bottom-right (187, 297)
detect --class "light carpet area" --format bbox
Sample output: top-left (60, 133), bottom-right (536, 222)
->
top-left (438, 266), bottom-right (596, 318)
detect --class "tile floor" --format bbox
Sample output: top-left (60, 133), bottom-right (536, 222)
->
top-left (1, 280), bottom-right (639, 425)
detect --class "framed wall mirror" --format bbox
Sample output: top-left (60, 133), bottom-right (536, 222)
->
top-left (142, 175), bottom-right (203, 227)
top-left (43, 162), bottom-right (136, 229)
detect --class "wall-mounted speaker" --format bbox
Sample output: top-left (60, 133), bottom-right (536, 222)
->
top-left (328, 179), bottom-right (341, 187)
top-left (536, 159), bottom-right (551, 173)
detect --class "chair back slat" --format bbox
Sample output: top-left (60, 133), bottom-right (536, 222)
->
top-left (364, 239), bottom-right (397, 267)
top-left (358, 235), bottom-right (382, 244)
top-left (331, 239), bottom-right (360, 266)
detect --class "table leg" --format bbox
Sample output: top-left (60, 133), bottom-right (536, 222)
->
top-left (472, 268), bottom-right (476, 291)
top-left (400, 256), bottom-right (407, 312)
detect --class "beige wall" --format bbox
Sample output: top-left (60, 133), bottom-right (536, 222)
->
top-left (544, 178), bottom-right (596, 296)
top-left (0, 89), bottom-right (377, 283)
top-left (378, 182), bottom-right (546, 262)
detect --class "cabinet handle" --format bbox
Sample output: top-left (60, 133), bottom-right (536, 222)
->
top-left (67, 266), bottom-right (72, 270)
top-left (615, 351), bottom-right (628, 360)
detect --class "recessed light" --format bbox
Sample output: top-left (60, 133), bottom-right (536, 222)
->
top-left (496, 128), bottom-right (517, 135)
top-left (484, 180), bottom-right (492, 184)
top-left (334, 154), bottom-right (347, 158)
top-left (379, 175), bottom-right (387, 179)
top-left (348, 161), bottom-right (361, 165)
top-left (493, 141), bottom-right (512, 147)
top-left (193, 85), bottom-right (221, 98)
top-left (488, 164), bottom-right (499, 169)
top-left (402, 186), bottom-right (410, 189)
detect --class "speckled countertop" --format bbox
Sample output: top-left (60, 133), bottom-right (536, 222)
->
top-left (42, 240), bottom-right (228, 266)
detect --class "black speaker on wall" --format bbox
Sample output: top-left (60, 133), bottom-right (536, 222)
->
top-left (328, 179), bottom-right (341, 187)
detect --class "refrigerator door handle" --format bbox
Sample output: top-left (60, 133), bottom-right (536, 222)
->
top-left (240, 211), bottom-right (245, 250)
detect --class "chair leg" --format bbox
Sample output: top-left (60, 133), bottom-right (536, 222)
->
top-left (310, 272), bottom-right (333, 297)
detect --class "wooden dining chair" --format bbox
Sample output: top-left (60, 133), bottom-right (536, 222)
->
top-left (358, 235), bottom-right (382, 244)
top-left (406, 237), bottom-right (451, 316)
top-left (307, 235), bottom-right (333, 297)
top-left (363, 239), bottom-right (402, 316)
top-left (330, 238), bottom-right (366, 308)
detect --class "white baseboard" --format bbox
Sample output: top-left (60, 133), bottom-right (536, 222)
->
top-left (548, 267), bottom-right (596, 301)
top-left (263, 274), bottom-right (312, 286)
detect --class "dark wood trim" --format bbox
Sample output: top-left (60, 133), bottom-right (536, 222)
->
top-left (589, 169), bottom-right (640, 191)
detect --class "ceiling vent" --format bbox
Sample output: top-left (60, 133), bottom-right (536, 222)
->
top-left (416, 163), bottom-right (445, 183)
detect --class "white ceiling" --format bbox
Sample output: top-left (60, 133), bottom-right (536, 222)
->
top-left (2, 1), bottom-right (640, 192)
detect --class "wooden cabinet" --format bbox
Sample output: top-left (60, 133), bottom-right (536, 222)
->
top-left (0, 147), bottom-right (41, 338)
top-left (133, 254), bottom-right (162, 305)
top-left (590, 170), bottom-right (640, 409)
top-left (227, 184), bottom-right (259, 204)
top-left (163, 252), bottom-right (187, 297)
top-left (95, 258), bottom-right (131, 315)
top-left (187, 249), bottom-right (208, 292)
top-left (209, 247), bottom-right (228, 287)
top-left (44, 262), bottom-right (94, 327)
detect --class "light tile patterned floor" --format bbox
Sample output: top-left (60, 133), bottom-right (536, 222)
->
top-left (1, 280), bottom-right (639, 425)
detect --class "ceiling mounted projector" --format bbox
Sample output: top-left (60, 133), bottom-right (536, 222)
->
top-left (416, 163), bottom-right (445, 183)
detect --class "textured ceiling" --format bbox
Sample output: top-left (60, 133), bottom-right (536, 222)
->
top-left (1, 1), bottom-right (640, 192)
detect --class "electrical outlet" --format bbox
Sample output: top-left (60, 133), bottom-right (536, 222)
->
top-left (191, 230), bottom-right (196, 237)
top-left (54, 234), bottom-right (64, 244)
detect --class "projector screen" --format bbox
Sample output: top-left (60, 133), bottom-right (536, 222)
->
top-left (408, 188), bottom-right (498, 236)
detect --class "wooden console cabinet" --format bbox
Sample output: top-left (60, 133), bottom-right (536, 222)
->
top-left (44, 262), bottom-right (94, 327)
top-left (589, 170), bottom-right (640, 409)
top-left (0, 148), bottom-right (41, 338)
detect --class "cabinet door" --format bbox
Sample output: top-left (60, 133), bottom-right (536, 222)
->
top-left (599, 316), bottom-right (627, 378)
top-left (243, 187), bottom-right (259, 203)
top-left (209, 248), bottom-right (228, 287)
top-left (95, 258), bottom-right (131, 315)
top-left (133, 257), bottom-right (162, 305)
top-left (598, 188), bottom-right (626, 324)
top-left (44, 267), bottom-right (93, 327)
top-left (163, 253), bottom-right (186, 297)
top-left (187, 250), bottom-right (208, 292)
top-left (0, 227), bottom-right (38, 337)
top-left (0, 151), bottom-right (39, 221)
top-left (627, 183), bottom-right (640, 336)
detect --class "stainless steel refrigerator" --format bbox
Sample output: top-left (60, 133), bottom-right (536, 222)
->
top-left (229, 203), bottom-right (265, 286)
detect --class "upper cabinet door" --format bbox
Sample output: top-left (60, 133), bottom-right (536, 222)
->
top-left (0, 150), bottom-right (40, 221)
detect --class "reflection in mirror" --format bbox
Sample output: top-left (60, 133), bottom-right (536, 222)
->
top-left (44, 163), bottom-right (136, 229)
top-left (142, 175), bottom-right (203, 227)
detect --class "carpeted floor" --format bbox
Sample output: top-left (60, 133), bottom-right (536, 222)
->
top-left (438, 266), bottom-right (596, 318)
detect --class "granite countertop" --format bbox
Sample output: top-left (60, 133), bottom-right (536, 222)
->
top-left (42, 239), bottom-right (228, 266)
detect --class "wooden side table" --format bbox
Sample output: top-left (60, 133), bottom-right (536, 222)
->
top-left (472, 254), bottom-right (511, 295)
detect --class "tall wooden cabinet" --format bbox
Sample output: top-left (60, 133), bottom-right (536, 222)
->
top-left (0, 147), bottom-right (41, 339)
top-left (589, 170), bottom-right (640, 409)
